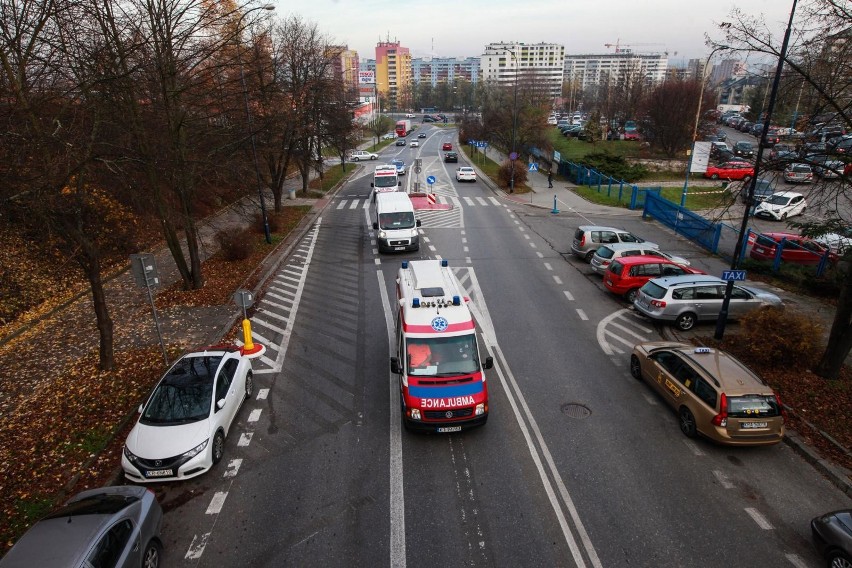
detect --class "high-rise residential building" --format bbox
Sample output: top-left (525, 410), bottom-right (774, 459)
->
top-left (375, 41), bottom-right (412, 109)
top-left (326, 45), bottom-right (360, 96)
top-left (563, 51), bottom-right (668, 89)
top-left (410, 57), bottom-right (481, 86)
top-left (709, 59), bottom-right (747, 86)
top-left (480, 41), bottom-right (565, 99)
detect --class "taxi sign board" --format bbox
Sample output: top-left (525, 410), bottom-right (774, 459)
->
top-left (721, 270), bottom-right (747, 281)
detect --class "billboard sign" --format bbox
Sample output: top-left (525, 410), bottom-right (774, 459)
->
top-left (359, 71), bottom-right (375, 84)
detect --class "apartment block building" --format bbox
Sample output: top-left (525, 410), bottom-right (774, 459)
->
top-left (411, 57), bottom-right (481, 86)
top-left (564, 51), bottom-right (668, 89)
top-left (374, 41), bottom-right (412, 108)
top-left (480, 41), bottom-right (565, 99)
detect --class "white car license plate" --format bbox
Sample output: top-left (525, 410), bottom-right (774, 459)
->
top-left (437, 426), bottom-right (462, 433)
top-left (741, 422), bottom-right (768, 429)
top-left (394, 246), bottom-right (405, 251)
top-left (145, 469), bottom-right (173, 477)
top-left (606, 280), bottom-right (613, 286)
top-left (754, 247), bottom-right (765, 253)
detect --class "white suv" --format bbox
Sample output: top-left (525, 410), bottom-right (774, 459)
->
top-left (349, 150), bottom-right (378, 161)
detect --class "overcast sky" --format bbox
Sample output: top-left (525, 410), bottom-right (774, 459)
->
top-left (272, 0), bottom-right (795, 65)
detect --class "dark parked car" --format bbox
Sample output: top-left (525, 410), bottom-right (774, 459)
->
top-left (0, 485), bottom-right (164, 568)
top-left (811, 509), bottom-right (852, 567)
top-left (828, 135), bottom-right (852, 155)
top-left (733, 141), bottom-right (755, 159)
top-left (739, 121), bottom-right (755, 133)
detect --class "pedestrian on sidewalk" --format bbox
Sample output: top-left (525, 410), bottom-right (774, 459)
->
top-left (547, 171), bottom-right (553, 188)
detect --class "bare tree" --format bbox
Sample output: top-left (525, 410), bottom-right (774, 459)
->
top-left (711, 1), bottom-right (851, 379)
top-left (642, 79), bottom-right (703, 157)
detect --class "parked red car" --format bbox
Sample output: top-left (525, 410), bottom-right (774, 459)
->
top-left (749, 232), bottom-right (837, 266)
top-left (603, 256), bottom-right (705, 303)
top-left (704, 161), bottom-right (755, 181)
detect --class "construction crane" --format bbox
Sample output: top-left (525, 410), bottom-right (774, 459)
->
top-left (604, 40), bottom-right (666, 54)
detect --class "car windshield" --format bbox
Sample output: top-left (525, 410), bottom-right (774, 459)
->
top-left (406, 334), bottom-right (480, 376)
top-left (595, 246), bottom-right (615, 259)
top-left (141, 355), bottom-right (221, 425)
top-left (640, 281), bottom-right (666, 299)
top-left (766, 195), bottom-right (792, 205)
top-left (374, 175), bottom-right (398, 188)
top-left (737, 142), bottom-right (753, 149)
top-left (379, 211), bottom-right (416, 230)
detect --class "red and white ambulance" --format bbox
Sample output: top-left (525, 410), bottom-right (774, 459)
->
top-left (391, 259), bottom-right (492, 432)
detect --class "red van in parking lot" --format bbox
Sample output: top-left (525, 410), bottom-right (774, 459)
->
top-left (604, 256), bottom-right (704, 303)
top-left (749, 232), bottom-right (836, 266)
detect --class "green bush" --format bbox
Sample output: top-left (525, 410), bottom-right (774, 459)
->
top-left (739, 258), bottom-right (841, 298)
top-left (727, 307), bottom-right (822, 369)
top-left (578, 152), bottom-right (648, 182)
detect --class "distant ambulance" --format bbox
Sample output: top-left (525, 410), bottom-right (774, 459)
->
top-left (372, 164), bottom-right (401, 193)
top-left (391, 260), bottom-right (492, 432)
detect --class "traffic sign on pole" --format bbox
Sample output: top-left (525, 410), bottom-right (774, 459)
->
top-left (528, 163), bottom-right (538, 172)
top-left (721, 270), bottom-right (747, 281)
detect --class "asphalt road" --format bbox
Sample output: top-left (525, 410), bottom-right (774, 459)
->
top-left (153, 126), bottom-right (851, 567)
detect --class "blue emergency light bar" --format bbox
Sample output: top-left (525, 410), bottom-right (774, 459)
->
top-left (441, 260), bottom-right (448, 267)
top-left (453, 296), bottom-right (460, 305)
top-left (412, 298), bottom-right (420, 307)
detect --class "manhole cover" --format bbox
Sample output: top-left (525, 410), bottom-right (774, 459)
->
top-left (560, 403), bottom-right (591, 419)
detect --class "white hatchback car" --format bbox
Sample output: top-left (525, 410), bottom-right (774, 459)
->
top-left (349, 150), bottom-right (378, 161)
top-left (409, 140), bottom-right (419, 147)
top-left (753, 191), bottom-right (807, 221)
top-left (456, 167), bottom-right (477, 182)
top-left (122, 345), bottom-right (252, 483)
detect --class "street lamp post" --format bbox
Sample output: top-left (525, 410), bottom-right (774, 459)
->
top-left (714, 0), bottom-right (799, 340)
top-left (681, 46), bottom-right (728, 207)
top-left (238, 4), bottom-right (275, 244)
top-left (507, 50), bottom-right (520, 194)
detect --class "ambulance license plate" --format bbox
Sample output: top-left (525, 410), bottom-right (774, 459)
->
top-left (437, 426), bottom-right (462, 433)
top-left (741, 422), bottom-right (767, 429)
top-left (145, 469), bottom-right (173, 478)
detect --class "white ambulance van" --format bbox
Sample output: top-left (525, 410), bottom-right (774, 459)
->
top-left (372, 192), bottom-right (421, 253)
top-left (390, 259), bottom-right (492, 432)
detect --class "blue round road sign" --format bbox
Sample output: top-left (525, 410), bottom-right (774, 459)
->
top-left (426, 175), bottom-right (436, 184)
top-left (509, 152), bottom-right (519, 160)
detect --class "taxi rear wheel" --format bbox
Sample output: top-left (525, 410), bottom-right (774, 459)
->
top-left (629, 355), bottom-right (643, 380)
top-left (679, 407), bottom-right (697, 438)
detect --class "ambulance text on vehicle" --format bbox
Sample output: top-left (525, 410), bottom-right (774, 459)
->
top-left (390, 260), bottom-right (492, 432)
top-left (371, 164), bottom-right (401, 192)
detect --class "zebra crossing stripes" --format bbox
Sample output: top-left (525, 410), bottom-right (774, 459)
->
top-left (596, 308), bottom-right (655, 358)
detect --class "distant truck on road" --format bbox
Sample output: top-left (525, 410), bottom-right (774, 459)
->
top-left (395, 119), bottom-right (412, 138)
top-left (717, 104), bottom-right (750, 114)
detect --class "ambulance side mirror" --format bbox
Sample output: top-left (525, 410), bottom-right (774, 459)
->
top-left (373, 222), bottom-right (379, 230)
top-left (398, 181), bottom-right (402, 186)
top-left (483, 356), bottom-right (493, 370)
top-left (390, 357), bottom-right (401, 374)
top-left (370, 182), bottom-right (375, 187)
top-left (416, 219), bottom-right (422, 227)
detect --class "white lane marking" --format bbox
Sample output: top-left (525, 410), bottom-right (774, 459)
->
top-left (544, 263), bottom-right (553, 271)
top-left (596, 308), bottom-right (632, 356)
top-left (523, 234), bottom-right (531, 240)
top-left (238, 432), bottom-right (253, 446)
top-left (423, 237), bottom-right (430, 243)
top-left (336, 201), bottom-right (345, 209)
top-left (514, 220), bottom-right (520, 225)
top-left (475, 196), bottom-right (488, 206)
top-left (536, 252), bottom-right (544, 258)
top-left (461, 237), bottom-right (467, 243)
top-left (206, 492), bottom-right (228, 515)
top-left (785, 554), bottom-right (809, 568)
top-left (712, 470), bottom-right (734, 489)
top-left (223, 459), bottom-right (242, 478)
top-left (429, 245), bottom-right (437, 252)
top-left (466, 257), bottom-right (472, 264)
top-left (488, 197), bottom-right (500, 205)
top-left (553, 276), bottom-right (563, 285)
top-left (603, 330), bottom-right (639, 352)
top-left (349, 200), bottom-right (359, 209)
top-left (252, 317), bottom-right (286, 337)
top-left (257, 388), bottom-right (269, 400)
top-left (463, 196), bottom-right (475, 206)
top-left (576, 309), bottom-right (588, 321)
top-left (745, 507), bottom-right (774, 530)
top-left (363, 199), bottom-right (370, 209)
top-left (518, 226), bottom-right (526, 232)
top-left (564, 291), bottom-right (575, 301)
top-left (185, 533), bottom-right (210, 560)
top-left (608, 320), bottom-right (652, 341)
top-left (465, 270), bottom-right (602, 568)
top-left (377, 271), bottom-right (406, 568)
top-left (529, 242), bottom-right (537, 248)
top-left (436, 255), bottom-right (443, 261)
top-left (463, 246), bottom-right (469, 252)
top-left (681, 439), bottom-right (705, 456)
top-left (374, 258), bottom-right (381, 265)
top-left (460, 229), bottom-right (466, 235)
top-left (247, 409), bottom-right (262, 422)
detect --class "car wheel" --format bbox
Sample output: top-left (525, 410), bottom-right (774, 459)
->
top-left (370, 156), bottom-right (377, 160)
top-left (679, 407), bottom-right (697, 438)
top-left (629, 355), bottom-right (643, 380)
top-left (781, 212), bottom-right (788, 220)
top-left (352, 157), bottom-right (360, 162)
top-left (212, 430), bottom-right (225, 465)
top-left (142, 540), bottom-right (162, 568)
top-left (827, 550), bottom-right (852, 568)
top-left (244, 372), bottom-right (253, 399)
top-left (675, 312), bottom-right (696, 331)
top-left (625, 288), bottom-right (640, 304)
top-left (584, 250), bottom-right (595, 262)
top-left (711, 173), bottom-right (720, 180)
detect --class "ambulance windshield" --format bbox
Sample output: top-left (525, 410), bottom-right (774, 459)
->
top-left (379, 212), bottom-right (416, 230)
top-left (406, 334), bottom-right (479, 376)
top-left (374, 175), bottom-right (398, 188)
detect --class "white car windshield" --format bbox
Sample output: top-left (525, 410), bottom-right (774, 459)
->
top-left (141, 355), bottom-right (221, 425)
top-left (766, 195), bottom-right (791, 205)
top-left (379, 211), bottom-right (415, 230)
top-left (406, 334), bottom-right (480, 376)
